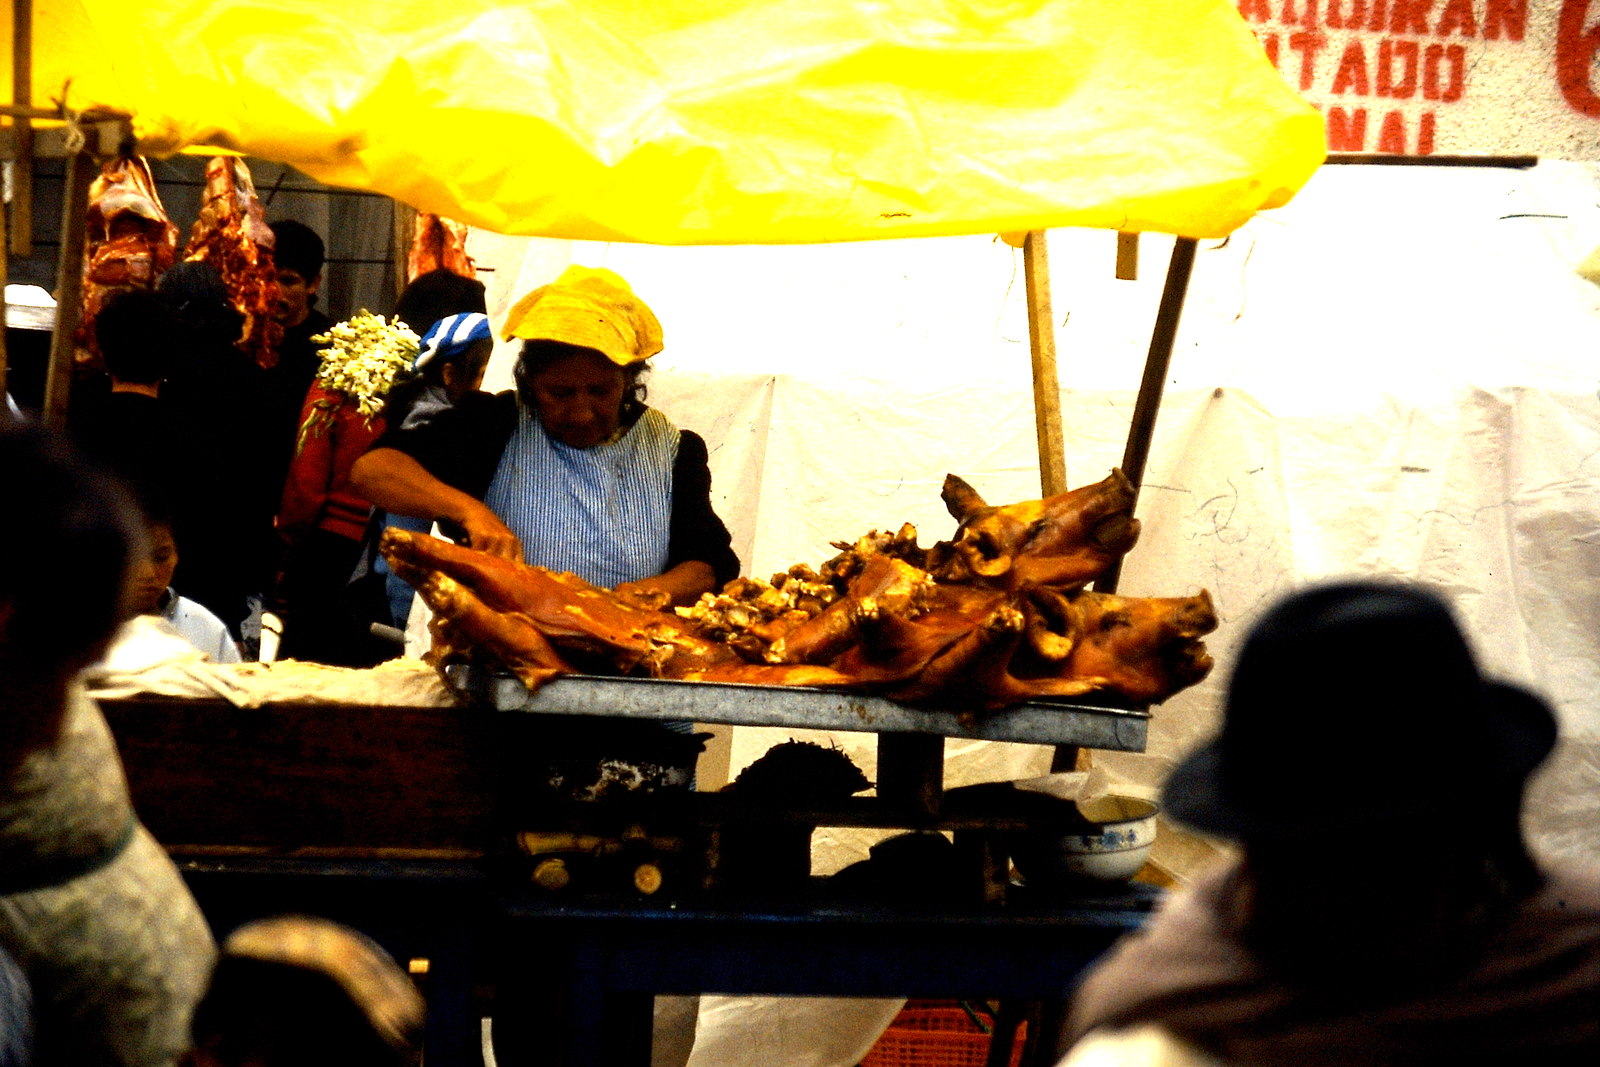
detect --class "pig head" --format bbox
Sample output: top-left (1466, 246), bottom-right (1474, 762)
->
top-left (1037, 587), bottom-right (1218, 704)
top-left (932, 469), bottom-right (1141, 591)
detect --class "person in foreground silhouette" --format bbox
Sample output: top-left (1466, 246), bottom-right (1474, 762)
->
top-left (1058, 580), bottom-right (1600, 1067)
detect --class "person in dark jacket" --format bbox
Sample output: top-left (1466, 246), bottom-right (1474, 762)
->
top-left (365, 269), bottom-right (490, 629)
top-left (68, 286), bottom-right (182, 509)
top-left (0, 418), bottom-right (215, 1067)
top-left (156, 261), bottom-right (276, 634)
top-left (1059, 580), bottom-right (1600, 1067)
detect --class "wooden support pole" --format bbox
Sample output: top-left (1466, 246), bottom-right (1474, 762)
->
top-left (876, 733), bottom-right (944, 822)
top-left (1027, 231), bottom-right (1071, 775)
top-left (1094, 236), bottom-right (1199, 596)
top-left (42, 150), bottom-right (95, 427)
top-left (1023, 231), bottom-right (1067, 496)
top-left (392, 201), bottom-right (416, 299)
top-left (10, 0), bottom-right (34, 257)
top-left (1, 195), bottom-right (8, 401)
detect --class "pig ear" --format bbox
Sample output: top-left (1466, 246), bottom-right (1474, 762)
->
top-left (941, 474), bottom-right (988, 521)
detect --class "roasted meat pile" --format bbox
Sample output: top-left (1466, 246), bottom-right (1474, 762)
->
top-left (75, 156), bottom-right (180, 363)
top-left (183, 157), bottom-right (281, 368)
top-left (407, 212), bottom-right (476, 280)
top-left (382, 469), bottom-right (1218, 711)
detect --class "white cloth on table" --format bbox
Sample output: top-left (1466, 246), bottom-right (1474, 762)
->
top-left (84, 615), bottom-right (454, 708)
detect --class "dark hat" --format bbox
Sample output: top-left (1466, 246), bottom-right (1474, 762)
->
top-left (1163, 580), bottom-right (1557, 842)
top-left (158, 261), bottom-right (245, 346)
top-left (157, 259), bottom-right (232, 309)
top-left (269, 218), bottom-right (326, 279)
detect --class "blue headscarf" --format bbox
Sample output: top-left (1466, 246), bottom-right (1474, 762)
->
top-left (414, 312), bottom-right (492, 373)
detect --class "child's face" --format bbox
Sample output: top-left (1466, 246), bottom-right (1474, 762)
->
top-left (441, 339), bottom-right (494, 402)
top-left (128, 523), bottom-right (180, 616)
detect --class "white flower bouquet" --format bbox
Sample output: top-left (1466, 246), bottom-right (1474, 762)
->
top-left (296, 311), bottom-right (421, 453)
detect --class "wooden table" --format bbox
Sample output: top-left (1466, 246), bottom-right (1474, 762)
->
top-left (100, 677), bottom-right (1158, 1067)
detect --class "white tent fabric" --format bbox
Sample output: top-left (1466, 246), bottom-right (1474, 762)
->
top-left (465, 158), bottom-right (1600, 883)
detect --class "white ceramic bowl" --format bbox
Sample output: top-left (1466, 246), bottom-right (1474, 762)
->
top-left (1010, 795), bottom-right (1160, 885)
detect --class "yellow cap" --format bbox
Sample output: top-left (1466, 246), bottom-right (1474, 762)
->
top-left (219, 915), bottom-right (425, 1060)
top-left (500, 265), bottom-right (663, 365)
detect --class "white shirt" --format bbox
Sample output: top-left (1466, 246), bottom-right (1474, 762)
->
top-left (157, 590), bottom-right (243, 663)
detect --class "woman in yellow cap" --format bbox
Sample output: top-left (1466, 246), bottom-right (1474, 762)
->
top-left (350, 266), bottom-right (737, 606)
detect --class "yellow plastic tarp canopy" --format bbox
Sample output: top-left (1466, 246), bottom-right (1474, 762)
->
top-left (24, 0), bottom-right (1324, 243)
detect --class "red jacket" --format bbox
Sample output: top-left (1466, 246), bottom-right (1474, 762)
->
top-left (276, 382), bottom-right (384, 543)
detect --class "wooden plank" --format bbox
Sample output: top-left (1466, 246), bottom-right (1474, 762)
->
top-left (1115, 231), bottom-right (1139, 281)
top-left (101, 697), bottom-right (501, 854)
top-left (1022, 231), bottom-right (1067, 496)
top-left (0, 122), bottom-right (175, 160)
top-left (41, 149), bottom-right (94, 427)
top-left (1, 194), bottom-right (8, 398)
top-left (10, 0), bottom-right (33, 256)
top-left (875, 732), bottom-right (945, 820)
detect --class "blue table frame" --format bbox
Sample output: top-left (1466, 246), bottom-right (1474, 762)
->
top-left (179, 856), bottom-right (1158, 1067)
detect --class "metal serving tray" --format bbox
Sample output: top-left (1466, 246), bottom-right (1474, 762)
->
top-left (446, 666), bottom-right (1149, 752)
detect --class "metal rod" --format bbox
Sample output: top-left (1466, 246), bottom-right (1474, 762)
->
top-left (1094, 235), bottom-right (1199, 596)
top-left (42, 150), bottom-right (95, 428)
top-left (1023, 231), bottom-right (1067, 496)
top-left (0, 105), bottom-right (128, 122)
top-left (1324, 153), bottom-right (1538, 168)
top-left (137, 174), bottom-right (395, 199)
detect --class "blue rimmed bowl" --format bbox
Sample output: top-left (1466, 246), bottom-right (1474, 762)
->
top-left (1010, 795), bottom-right (1159, 884)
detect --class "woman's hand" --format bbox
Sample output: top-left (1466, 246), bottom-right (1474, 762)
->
top-left (614, 561), bottom-right (718, 609)
top-left (456, 502), bottom-right (523, 561)
top-left (612, 582), bottom-right (673, 612)
top-left (351, 448), bottom-right (523, 559)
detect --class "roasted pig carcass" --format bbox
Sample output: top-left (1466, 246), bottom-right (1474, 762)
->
top-left (760, 572), bottom-right (1215, 710)
top-left (820, 523), bottom-right (926, 586)
top-left (183, 157), bottom-right (282, 368)
top-left (674, 568), bottom-right (838, 663)
top-left (764, 555), bottom-right (936, 666)
top-left (75, 156), bottom-right (180, 363)
top-left (382, 527), bottom-right (741, 683)
top-left (383, 471), bottom-right (1215, 711)
top-left (407, 213), bottom-right (476, 281)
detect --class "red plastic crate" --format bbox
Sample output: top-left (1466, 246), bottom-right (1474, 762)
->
top-left (861, 1002), bottom-right (1026, 1067)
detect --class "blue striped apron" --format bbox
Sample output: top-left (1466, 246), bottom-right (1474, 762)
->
top-left (484, 404), bottom-right (678, 588)
top-left (484, 403), bottom-right (697, 752)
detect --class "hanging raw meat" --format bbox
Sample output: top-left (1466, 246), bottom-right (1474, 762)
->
top-left (381, 469), bottom-right (1218, 712)
top-left (407, 212), bottom-right (476, 281)
top-left (183, 157), bottom-right (282, 368)
top-left (75, 155), bottom-right (180, 363)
